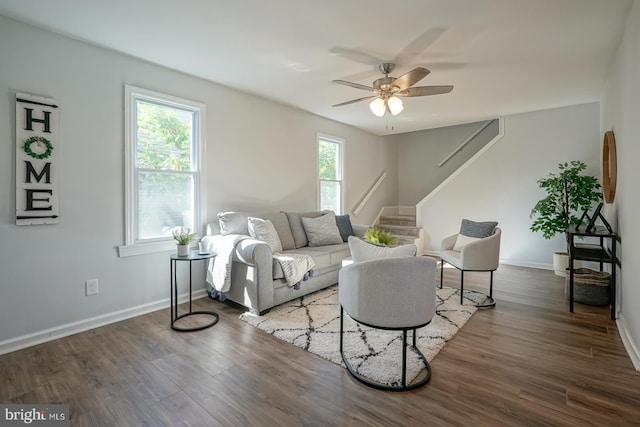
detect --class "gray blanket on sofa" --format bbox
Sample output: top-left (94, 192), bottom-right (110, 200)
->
top-left (273, 252), bottom-right (315, 288)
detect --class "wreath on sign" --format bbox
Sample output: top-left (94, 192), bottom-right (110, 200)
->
top-left (23, 136), bottom-right (53, 159)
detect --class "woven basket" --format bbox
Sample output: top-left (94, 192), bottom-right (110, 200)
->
top-left (565, 268), bottom-right (611, 306)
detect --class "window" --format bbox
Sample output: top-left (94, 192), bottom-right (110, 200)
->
top-left (318, 134), bottom-right (344, 214)
top-left (120, 85), bottom-right (205, 257)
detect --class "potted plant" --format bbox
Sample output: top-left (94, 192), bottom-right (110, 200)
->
top-left (529, 160), bottom-right (602, 276)
top-left (172, 227), bottom-right (197, 256)
top-left (364, 226), bottom-right (398, 246)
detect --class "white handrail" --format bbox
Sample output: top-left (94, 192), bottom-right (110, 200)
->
top-left (438, 119), bottom-right (495, 167)
top-left (417, 117), bottom-right (504, 227)
top-left (353, 172), bottom-right (387, 216)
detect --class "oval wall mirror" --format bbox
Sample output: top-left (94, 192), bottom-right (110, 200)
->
top-left (602, 130), bottom-right (617, 203)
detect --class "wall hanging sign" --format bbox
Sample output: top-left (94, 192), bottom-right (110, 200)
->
top-left (15, 93), bottom-right (60, 225)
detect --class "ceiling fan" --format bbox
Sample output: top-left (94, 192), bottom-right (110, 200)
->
top-left (332, 63), bottom-right (453, 117)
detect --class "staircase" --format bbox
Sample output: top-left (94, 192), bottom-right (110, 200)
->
top-left (376, 213), bottom-right (424, 253)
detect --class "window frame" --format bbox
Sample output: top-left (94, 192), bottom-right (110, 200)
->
top-left (119, 85), bottom-right (206, 257)
top-left (317, 133), bottom-right (345, 215)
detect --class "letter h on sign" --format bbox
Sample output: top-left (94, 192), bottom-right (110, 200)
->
top-left (24, 108), bottom-right (52, 133)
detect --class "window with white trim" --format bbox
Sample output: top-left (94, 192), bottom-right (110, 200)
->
top-left (120, 85), bottom-right (205, 256)
top-left (318, 134), bottom-right (344, 214)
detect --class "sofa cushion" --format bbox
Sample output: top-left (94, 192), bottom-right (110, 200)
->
top-left (248, 217), bottom-right (283, 253)
top-left (348, 236), bottom-right (417, 262)
top-left (273, 247), bottom-right (331, 279)
top-left (282, 244), bottom-right (349, 269)
top-left (302, 212), bottom-right (343, 247)
top-left (261, 212), bottom-right (296, 250)
top-left (218, 211), bottom-right (295, 250)
top-left (304, 244), bottom-right (351, 267)
top-left (206, 221), bottom-right (221, 236)
top-left (284, 211), bottom-right (323, 248)
top-left (335, 214), bottom-right (355, 242)
top-left (323, 243), bottom-right (352, 265)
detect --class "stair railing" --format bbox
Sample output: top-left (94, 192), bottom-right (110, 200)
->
top-left (438, 119), bottom-right (496, 167)
top-left (416, 117), bottom-right (504, 227)
top-left (352, 171), bottom-right (387, 216)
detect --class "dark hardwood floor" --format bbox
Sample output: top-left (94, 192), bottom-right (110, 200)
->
top-left (1, 264), bottom-right (639, 426)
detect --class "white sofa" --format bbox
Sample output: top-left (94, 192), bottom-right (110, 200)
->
top-left (202, 210), bottom-right (367, 314)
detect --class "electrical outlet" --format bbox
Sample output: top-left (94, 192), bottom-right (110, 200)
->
top-left (85, 279), bottom-right (99, 296)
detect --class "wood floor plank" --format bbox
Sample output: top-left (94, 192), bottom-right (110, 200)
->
top-left (152, 391), bottom-right (224, 427)
top-left (1, 264), bottom-right (639, 425)
top-left (151, 353), bottom-right (224, 401)
top-left (117, 362), bottom-right (182, 406)
top-left (73, 387), bottom-right (168, 427)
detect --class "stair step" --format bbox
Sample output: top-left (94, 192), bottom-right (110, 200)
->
top-left (395, 235), bottom-right (418, 245)
top-left (379, 215), bottom-right (416, 227)
top-left (377, 224), bottom-right (421, 237)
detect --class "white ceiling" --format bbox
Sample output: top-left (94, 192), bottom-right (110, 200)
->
top-left (0, 0), bottom-right (633, 135)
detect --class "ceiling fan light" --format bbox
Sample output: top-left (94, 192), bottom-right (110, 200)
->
top-left (388, 96), bottom-right (404, 115)
top-left (369, 98), bottom-right (386, 117)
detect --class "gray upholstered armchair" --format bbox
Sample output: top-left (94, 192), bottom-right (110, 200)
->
top-left (338, 256), bottom-right (437, 391)
top-left (440, 227), bottom-right (501, 307)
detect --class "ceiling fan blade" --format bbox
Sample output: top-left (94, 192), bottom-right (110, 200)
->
top-left (332, 80), bottom-right (374, 92)
top-left (332, 96), bottom-right (377, 107)
top-left (329, 46), bottom-right (384, 66)
top-left (397, 85), bottom-right (454, 97)
top-left (392, 67), bottom-right (430, 90)
top-left (395, 27), bottom-right (446, 65)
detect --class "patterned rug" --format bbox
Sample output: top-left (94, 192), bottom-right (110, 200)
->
top-left (240, 285), bottom-right (482, 387)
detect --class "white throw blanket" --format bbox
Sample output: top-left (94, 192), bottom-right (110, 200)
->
top-left (207, 235), bottom-right (250, 293)
top-left (273, 252), bottom-right (315, 288)
top-left (207, 235), bottom-right (316, 293)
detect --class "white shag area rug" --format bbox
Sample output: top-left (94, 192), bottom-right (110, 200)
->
top-left (240, 285), bottom-right (483, 387)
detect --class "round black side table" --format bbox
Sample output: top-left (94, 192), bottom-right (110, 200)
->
top-left (170, 251), bottom-right (219, 331)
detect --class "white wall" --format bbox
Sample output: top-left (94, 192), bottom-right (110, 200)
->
top-left (207, 91), bottom-right (396, 217)
top-left (205, 90), bottom-right (396, 221)
top-left (0, 16), bottom-right (392, 351)
top-left (417, 103), bottom-right (600, 269)
top-left (600, 0), bottom-right (640, 368)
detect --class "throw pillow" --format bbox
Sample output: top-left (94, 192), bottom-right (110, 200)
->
top-left (301, 212), bottom-right (344, 247)
top-left (248, 217), bottom-right (283, 253)
top-left (348, 236), bottom-right (416, 262)
top-left (453, 234), bottom-right (481, 251)
top-left (459, 219), bottom-right (498, 238)
top-left (452, 219), bottom-right (498, 251)
top-left (218, 211), bottom-right (250, 235)
top-left (258, 212), bottom-right (296, 250)
top-left (283, 211), bottom-right (324, 248)
top-left (335, 214), bottom-right (355, 242)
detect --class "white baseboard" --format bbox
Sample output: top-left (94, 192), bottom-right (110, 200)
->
top-left (499, 260), bottom-right (553, 271)
top-left (0, 289), bottom-right (208, 356)
top-left (421, 250), bottom-right (554, 271)
top-left (616, 314), bottom-right (640, 371)
top-left (422, 250), bottom-right (439, 258)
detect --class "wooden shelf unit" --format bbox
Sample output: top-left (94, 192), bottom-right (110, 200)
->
top-left (567, 225), bottom-right (617, 320)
